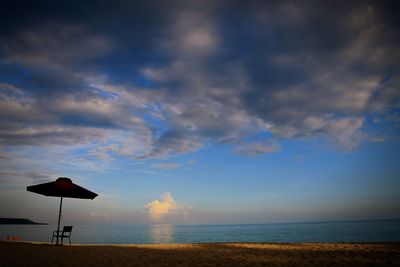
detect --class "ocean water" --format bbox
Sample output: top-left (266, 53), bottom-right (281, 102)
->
top-left (1, 220), bottom-right (399, 244)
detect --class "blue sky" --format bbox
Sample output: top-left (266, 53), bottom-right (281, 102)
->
top-left (0, 0), bottom-right (399, 225)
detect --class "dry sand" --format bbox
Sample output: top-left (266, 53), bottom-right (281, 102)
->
top-left (1, 241), bottom-right (399, 267)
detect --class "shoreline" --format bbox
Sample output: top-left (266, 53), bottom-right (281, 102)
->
top-left (2, 241), bottom-right (399, 267)
top-left (4, 240), bottom-right (400, 245)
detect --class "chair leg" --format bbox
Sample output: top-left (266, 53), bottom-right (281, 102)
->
top-left (51, 235), bottom-right (54, 245)
top-left (69, 236), bottom-right (71, 246)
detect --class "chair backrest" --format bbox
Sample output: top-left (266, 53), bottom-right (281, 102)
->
top-left (63, 226), bottom-right (73, 233)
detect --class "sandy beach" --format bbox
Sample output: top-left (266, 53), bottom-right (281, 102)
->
top-left (1, 241), bottom-right (399, 267)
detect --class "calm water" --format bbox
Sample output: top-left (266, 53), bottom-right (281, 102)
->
top-left (1, 220), bottom-right (399, 244)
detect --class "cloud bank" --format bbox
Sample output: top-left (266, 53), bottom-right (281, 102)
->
top-left (0, 0), bottom-right (399, 165)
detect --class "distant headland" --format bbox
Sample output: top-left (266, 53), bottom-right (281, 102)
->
top-left (0, 218), bottom-right (48, 225)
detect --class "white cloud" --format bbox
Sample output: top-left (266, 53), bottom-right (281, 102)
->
top-left (144, 192), bottom-right (192, 223)
top-left (145, 192), bottom-right (177, 221)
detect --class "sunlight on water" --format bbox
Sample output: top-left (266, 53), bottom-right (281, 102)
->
top-left (150, 224), bottom-right (175, 244)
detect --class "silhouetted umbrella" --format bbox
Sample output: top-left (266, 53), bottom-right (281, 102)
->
top-left (27, 177), bottom-right (98, 244)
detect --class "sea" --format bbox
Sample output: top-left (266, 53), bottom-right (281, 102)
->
top-left (1, 220), bottom-right (399, 244)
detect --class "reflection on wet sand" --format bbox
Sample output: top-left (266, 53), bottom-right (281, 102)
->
top-left (150, 224), bottom-right (175, 244)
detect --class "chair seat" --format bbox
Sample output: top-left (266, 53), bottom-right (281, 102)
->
top-left (51, 226), bottom-right (73, 245)
top-left (55, 234), bottom-right (70, 238)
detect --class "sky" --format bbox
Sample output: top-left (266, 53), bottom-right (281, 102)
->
top-left (0, 0), bottom-right (399, 225)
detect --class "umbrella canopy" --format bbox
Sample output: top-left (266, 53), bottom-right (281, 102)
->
top-left (27, 177), bottom-right (98, 245)
top-left (27, 177), bottom-right (97, 199)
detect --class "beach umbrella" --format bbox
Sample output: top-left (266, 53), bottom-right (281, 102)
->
top-left (27, 177), bottom-right (98, 244)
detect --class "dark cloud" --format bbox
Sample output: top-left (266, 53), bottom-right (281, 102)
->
top-left (0, 24), bottom-right (114, 67)
top-left (135, 129), bottom-right (204, 160)
top-left (0, 0), bottom-right (399, 160)
top-left (0, 171), bottom-right (52, 186)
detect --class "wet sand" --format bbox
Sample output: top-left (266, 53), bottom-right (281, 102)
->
top-left (1, 241), bottom-right (399, 267)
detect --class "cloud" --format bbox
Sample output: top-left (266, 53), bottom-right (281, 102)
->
top-left (0, 171), bottom-right (53, 186)
top-left (234, 140), bottom-right (280, 156)
top-left (0, 125), bottom-right (112, 146)
top-left (151, 163), bottom-right (182, 170)
top-left (325, 117), bottom-right (365, 150)
top-left (371, 75), bottom-right (400, 112)
top-left (0, 151), bottom-right (11, 160)
top-left (145, 192), bottom-right (177, 221)
top-left (270, 116), bottom-right (365, 150)
top-left (90, 211), bottom-right (110, 221)
top-left (171, 12), bottom-right (219, 58)
top-left (89, 144), bottom-right (119, 160)
top-left (25, 171), bottom-right (53, 181)
top-left (234, 2), bottom-right (399, 150)
top-left (0, 83), bottom-right (24, 95)
top-left (0, 24), bottom-right (114, 67)
top-left (0, 0), bottom-right (399, 165)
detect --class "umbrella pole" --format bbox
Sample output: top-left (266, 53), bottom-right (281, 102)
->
top-left (56, 197), bottom-right (63, 245)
